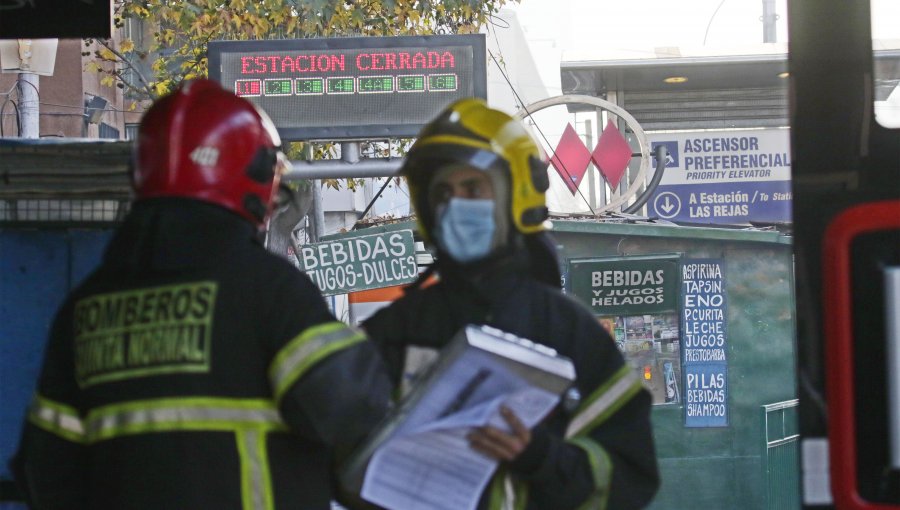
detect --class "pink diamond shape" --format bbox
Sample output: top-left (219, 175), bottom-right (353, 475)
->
top-left (549, 123), bottom-right (591, 195)
top-left (591, 120), bottom-right (633, 191)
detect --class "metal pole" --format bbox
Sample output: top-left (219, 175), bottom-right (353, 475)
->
top-left (340, 141), bottom-right (367, 216)
top-left (17, 72), bottom-right (39, 139)
top-left (283, 158), bottom-right (401, 180)
top-left (306, 144), bottom-right (326, 242)
top-left (584, 118), bottom-right (596, 211)
top-left (762, 0), bottom-right (777, 43)
top-left (595, 108), bottom-right (607, 207)
top-left (311, 184), bottom-right (325, 241)
top-left (604, 91), bottom-right (622, 205)
top-left (341, 141), bottom-right (360, 164)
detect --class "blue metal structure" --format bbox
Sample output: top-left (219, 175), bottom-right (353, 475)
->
top-left (0, 229), bottom-right (113, 481)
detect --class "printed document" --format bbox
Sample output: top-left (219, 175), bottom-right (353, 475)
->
top-left (360, 346), bottom-right (563, 510)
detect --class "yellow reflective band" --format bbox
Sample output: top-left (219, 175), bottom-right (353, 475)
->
top-left (84, 397), bottom-right (287, 443)
top-left (514, 480), bottom-right (529, 510)
top-left (566, 365), bottom-right (643, 438)
top-left (269, 321), bottom-right (366, 403)
top-left (486, 469), bottom-right (530, 510)
top-left (568, 436), bottom-right (612, 510)
top-left (507, 475), bottom-right (528, 510)
top-left (237, 429), bottom-right (274, 510)
top-left (28, 394), bottom-right (85, 443)
top-left (76, 397), bottom-right (281, 510)
top-left (417, 134), bottom-right (493, 152)
top-left (487, 470), bottom-right (507, 510)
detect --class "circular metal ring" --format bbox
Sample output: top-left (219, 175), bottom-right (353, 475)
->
top-left (514, 94), bottom-right (650, 214)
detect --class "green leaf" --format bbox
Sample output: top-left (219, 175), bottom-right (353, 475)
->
top-left (119, 38), bottom-right (135, 53)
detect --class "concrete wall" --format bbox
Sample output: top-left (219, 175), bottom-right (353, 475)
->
top-left (316, 218), bottom-right (799, 509)
top-left (0, 229), bottom-right (114, 482)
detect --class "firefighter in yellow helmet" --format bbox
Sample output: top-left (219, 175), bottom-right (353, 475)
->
top-left (363, 99), bottom-right (660, 509)
top-left (404, 97), bottom-right (550, 260)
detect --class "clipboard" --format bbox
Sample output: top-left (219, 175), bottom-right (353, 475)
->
top-left (339, 324), bottom-right (576, 510)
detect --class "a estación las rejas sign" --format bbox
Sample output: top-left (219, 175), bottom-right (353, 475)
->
top-left (647, 129), bottom-right (792, 225)
top-left (297, 230), bottom-right (418, 296)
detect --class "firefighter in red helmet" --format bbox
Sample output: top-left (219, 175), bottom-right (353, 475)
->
top-left (131, 78), bottom-right (287, 226)
top-left (11, 79), bottom-right (392, 509)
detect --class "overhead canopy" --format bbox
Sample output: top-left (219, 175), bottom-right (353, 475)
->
top-left (0, 139), bottom-right (132, 199)
top-left (560, 44), bottom-right (900, 130)
top-left (0, 139), bottom-right (399, 202)
top-left (562, 52), bottom-right (788, 94)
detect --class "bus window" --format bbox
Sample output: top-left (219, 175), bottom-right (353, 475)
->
top-left (872, 1), bottom-right (900, 128)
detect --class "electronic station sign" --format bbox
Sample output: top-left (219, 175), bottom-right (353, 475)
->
top-left (208, 35), bottom-right (486, 140)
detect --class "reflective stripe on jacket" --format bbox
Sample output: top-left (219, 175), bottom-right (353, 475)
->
top-left (487, 365), bottom-right (644, 510)
top-left (14, 202), bottom-right (392, 510)
top-left (26, 320), bottom-right (373, 510)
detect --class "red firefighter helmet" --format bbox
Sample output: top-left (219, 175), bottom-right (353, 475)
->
top-left (133, 78), bottom-right (287, 226)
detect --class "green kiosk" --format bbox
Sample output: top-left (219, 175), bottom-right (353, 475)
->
top-left (324, 218), bottom-right (799, 510)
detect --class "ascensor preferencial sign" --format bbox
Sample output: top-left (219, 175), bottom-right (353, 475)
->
top-left (647, 129), bottom-right (791, 225)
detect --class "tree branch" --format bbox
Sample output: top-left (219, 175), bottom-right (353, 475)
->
top-left (112, 68), bottom-right (153, 99)
top-left (98, 39), bottom-right (155, 98)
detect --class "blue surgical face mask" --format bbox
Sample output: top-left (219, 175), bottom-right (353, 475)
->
top-left (434, 197), bottom-right (496, 263)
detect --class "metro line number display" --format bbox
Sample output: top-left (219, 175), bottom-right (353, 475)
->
top-left (208, 35), bottom-right (486, 140)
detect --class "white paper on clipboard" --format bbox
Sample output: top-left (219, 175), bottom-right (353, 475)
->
top-left (342, 325), bottom-right (576, 510)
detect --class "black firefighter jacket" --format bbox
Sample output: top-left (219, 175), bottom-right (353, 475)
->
top-left (363, 256), bottom-right (661, 510)
top-left (12, 199), bottom-right (392, 509)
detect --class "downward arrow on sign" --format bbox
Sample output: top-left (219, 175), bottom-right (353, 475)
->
top-left (660, 196), bottom-right (675, 214)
